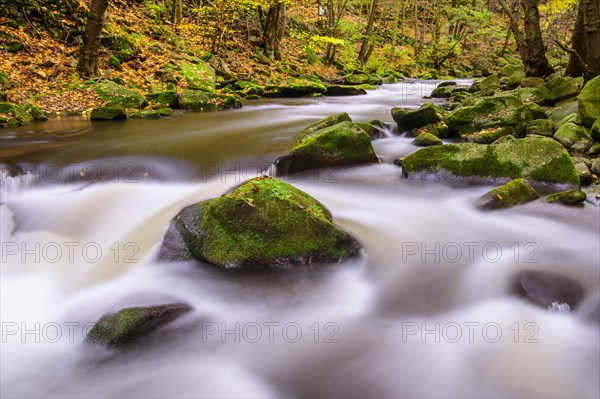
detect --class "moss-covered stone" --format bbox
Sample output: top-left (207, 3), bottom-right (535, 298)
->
top-left (178, 89), bottom-right (214, 111)
top-left (158, 177), bottom-right (361, 268)
top-left (392, 102), bottom-right (444, 131)
top-left (469, 75), bottom-right (500, 93)
top-left (108, 56), bottom-right (121, 69)
top-left (466, 126), bottom-right (515, 144)
top-left (344, 73), bottom-right (381, 85)
top-left (548, 101), bottom-right (579, 124)
top-left (156, 107), bottom-right (174, 116)
top-left (90, 106), bottom-right (127, 120)
top-left (130, 110), bottom-right (160, 119)
top-left (589, 142), bottom-right (600, 156)
top-left (553, 122), bottom-right (593, 152)
top-left (25, 103), bottom-right (47, 121)
top-left (402, 137), bottom-right (579, 185)
top-left (575, 162), bottom-right (592, 185)
top-left (525, 103), bottom-right (546, 120)
top-left (531, 77), bottom-right (581, 106)
top-left (277, 121), bottom-right (378, 175)
top-left (431, 85), bottom-right (454, 98)
top-left (94, 80), bottom-right (146, 109)
top-left (86, 303), bottom-right (191, 348)
top-left (520, 77), bottom-right (545, 88)
top-left (298, 112), bottom-right (352, 139)
top-left (413, 121), bottom-right (450, 138)
top-left (146, 90), bottom-right (179, 108)
top-left (507, 70), bottom-right (526, 90)
top-left (181, 62), bottom-right (216, 93)
top-left (591, 117), bottom-right (600, 142)
top-left (0, 102), bottom-right (32, 127)
top-left (414, 132), bottom-right (443, 146)
top-left (591, 158), bottom-right (600, 175)
top-left (326, 85), bottom-right (367, 96)
top-left (445, 94), bottom-right (523, 136)
top-left (356, 84), bottom-right (376, 91)
top-left (546, 189), bottom-right (587, 205)
top-left (526, 119), bottom-right (555, 137)
top-left (264, 78), bottom-right (327, 97)
top-left (578, 76), bottom-right (600, 128)
top-left (476, 178), bottom-right (539, 210)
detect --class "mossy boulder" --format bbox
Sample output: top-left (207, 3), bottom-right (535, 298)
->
top-left (466, 126), bottom-right (515, 144)
top-left (531, 77), bottom-right (581, 106)
top-left (414, 132), bottom-right (443, 147)
top-left (90, 107), bottom-right (127, 120)
top-left (178, 90), bottom-right (214, 111)
top-left (276, 121), bottom-right (378, 175)
top-left (156, 107), bottom-right (174, 116)
top-left (158, 177), bottom-right (361, 268)
top-left (413, 122), bottom-right (450, 138)
top-left (25, 103), bottom-right (48, 121)
top-left (520, 77), bottom-right (545, 88)
top-left (232, 80), bottom-right (263, 96)
top-left (86, 303), bottom-right (191, 348)
top-left (146, 90), bottom-right (179, 108)
top-left (578, 76), bottom-right (600, 128)
top-left (469, 75), bottom-right (500, 93)
top-left (546, 189), bottom-right (587, 205)
top-left (297, 112), bottom-right (352, 139)
top-left (507, 70), bottom-right (526, 90)
top-left (402, 136), bottom-right (579, 185)
top-left (181, 62), bottom-right (216, 93)
top-left (93, 80), bottom-right (146, 109)
top-left (476, 178), bottom-right (539, 210)
top-left (591, 158), bottom-right (600, 174)
top-left (526, 119), bottom-right (555, 137)
top-left (0, 102), bottom-right (33, 127)
top-left (326, 85), bottom-right (368, 96)
top-left (575, 162), bottom-right (592, 185)
top-left (553, 122), bottom-right (593, 152)
top-left (548, 101), bottom-right (579, 123)
top-left (431, 85), bottom-right (454, 98)
top-left (525, 103), bottom-right (546, 120)
top-left (130, 110), bottom-right (160, 119)
top-left (344, 73), bottom-right (381, 86)
top-left (264, 78), bottom-right (327, 97)
top-left (392, 102), bottom-right (444, 132)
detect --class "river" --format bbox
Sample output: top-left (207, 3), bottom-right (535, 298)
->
top-left (1, 80), bottom-right (599, 398)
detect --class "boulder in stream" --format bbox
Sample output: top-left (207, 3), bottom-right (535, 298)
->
top-left (391, 102), bottom-right (445, 132)
top-left (158, 176), bottom-right (360, 268)
top-left (511, 270), bottom-right (585, 310)
top-left (545, 189), bottom-right (587, 205)
top-left (476, 178), bottom-right (538, 210)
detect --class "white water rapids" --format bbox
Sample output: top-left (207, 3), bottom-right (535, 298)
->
top-left (1, 81), bottom-right (599, 398)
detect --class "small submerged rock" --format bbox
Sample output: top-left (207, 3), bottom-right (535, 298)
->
top-left (511, 270), bottom-right (585, 310)
top-left (158, 177), bottom-right (361, 268)
top-left (86, 303), bottom-right (192, 348)
top-left (476, 178), bottom-right (538, 210)
top-left (545, 189), bottom-right (587, 205)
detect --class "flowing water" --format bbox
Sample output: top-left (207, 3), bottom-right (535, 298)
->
top-left (1, 80), bottom-right (599, 398)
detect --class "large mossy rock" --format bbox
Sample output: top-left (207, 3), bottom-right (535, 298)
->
top-left (181, 62), bottom-right (216, 93)
top-left (546, 189), bottom-right (587, 205)
top-left (414, 132), bottom-right (442, 146)
top-left (298, 112), bottom-right (352, 139)
top-left (402, 136), bottom-right (579, 185)
top-left (264, 78), bottom-right (326, 97)
top-left (0, 102), bottom-right (33, 127)
top-left (530, 77), bottom-right (581, 106)
top-left (158, 177), bottom-right (360, 268)
top-left (476, 178), bottom-right (538, 210)
top-left (146, 90), bottom-right (179, 108)
top-left (553, 122), bottom-right (593, 152)
top-left (578, 76), bottom-right (600, 128)
top-left (178, 90), bottom-right (214, 111)
top-left (93, 80), bottom-right (146, 109)
top-left (344, 73), bottom-right (381, 86)
top-left (392, 102), bottom-right (444, 132)
top-left (86, 303), bottom-right (191, 348)
top-left (326, 85), bottom-right (368, 96)
top-left (469, 75), bottom-right (500, 93)
top-left (276, 121), bottom-right (378, 175)
top-left (90, 106), bottom-right (127, 120)
top-left (445, 94), bottom-right (529, 137)
top-left (526, 119), bottom-right (555, 137)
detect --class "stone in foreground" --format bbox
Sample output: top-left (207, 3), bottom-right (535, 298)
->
top-left (86, 303), bottom-right (191, 348)
top-left (578, 76), bottom-right (600, 128)
top-left (476, 178), bottom-right (539, 210)
top-left (402, 137), bottom-right (579, 186)
top-left (158, 177), bottom-right (360, 268)
top-left (392, 102), bottom-right (444, 131)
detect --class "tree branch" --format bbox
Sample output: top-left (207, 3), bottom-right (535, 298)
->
top-left (555, 38), bottom-right (589, 76)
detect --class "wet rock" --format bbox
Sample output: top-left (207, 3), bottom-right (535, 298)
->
top-left (392, 102), bottom-right (444, 131)
top-left (344, 73), bottom-right (381, 86)
top-left (402, 137), bottom-right (579, 186)
top-left (548, 101), bottom-right (579, 124)
top-left (469, 75), bottom-right (499, 93)
top-left (520, 77), bottom-right (545, 88)
top-left (590, 117), bottom-right (600, 142)
top-left (554, 123), bottom-right (593, 152)
top-left (526, 119), bottom-right (554, 137)
top-left (158, 177), bottom-right (360, 268)
top-left (476, 178), bottom-right (538, 210)
top-left (86, 303), bottom-right (192, 348)
top-left (130, 110), bottom-right (160, 119)
top-left (90, 107), bottom-right (127, 121)
top-left (465, 126), bottom-right (515, 144)
top-left (276, 121), bottom-right (378, 175)
top-left (578, 76), bottom-right (600, 128)
top-left (297, 112), bottom-right (352, 139)
top-left (591, 158), bottom-right (600, 175)
top-left (181, 62), bottom-right (216, 93)
top-left (511, 270), bottom-right (585, 310)
top-left (575, 162), bottom-right (592, 185)
top-left (93, 80), bottom-right (146, 109)
top-left (326, 85), bottom-right (367, 96)
top-left (263, 77), bottom-right (327, 97)
top-left (413, 122), bottom-right (450, 138)
top-left (546, 189), bottom-right (587, 205)
top-left (413, 132), bottom-right (443, 147)
top-left (145, 90), bottom-right (179, 108)
top-left (178, 90), bottom-right (214, 111)
top-left (531, 77), bottom-right (581, 106)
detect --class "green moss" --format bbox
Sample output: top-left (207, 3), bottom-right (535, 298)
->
top-left (414, 132), bottom-right (443, 146)
top-left (578, 76), bottom-right (600, 128)
top-left (178, 90), bottom-right (214, 111)
top-left (476, 178), bottom-right (539, 210)
top-left (546, 189), bottom-right (587, 205)
top-left (90, 106), bottom-right (127, 120)
top-left (466, 126), bottom-right (514, 144)
top-left (277, 121), bottom-right (378, 175)
top-left (526, 119), bottom-right (555, 137)
top-left (298, 112), bottom-right (352, 139)
top-left (93, 80), bottom-right (145, 109)
top-left (326, 86), bottom-right (368, 96)
top-left (553, 122), bottom-right (593, 152)
top-left (531, 77), bottom-right (581, 106)
top-left (0, 102), bottom-right (33, 127)
top-left (413, 122), bottom-right (450, 138)
top-left (402, 137), bottom-right (579, 185)
top-left (181, 62), bottom-right (216, 93)
top-left (130, 110), bottom-right (160, 119)
top-left (176, 177), bottom-right (360, 267)
top-left (146, 90), bottom-right (179, 108)
top-left (86, 304), bottom-right (191, 348)
top-left (392, 102), bottom-right (444, 131)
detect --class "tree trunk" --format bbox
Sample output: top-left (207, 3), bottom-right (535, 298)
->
top-left (263, 0), bottom-right (286, 60)
top-left (172, 0), bottom-right (182, 32)
top-left (498, 0), bottom-right (554, 77)
top-left (358, 0), bottom-right (379, 64)
top-left (566, 0), bottom-right (600, 79)
top-left (77, 0), bottom-right (109, 79)
top-left (390, 0), bottom-right (401, 64)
